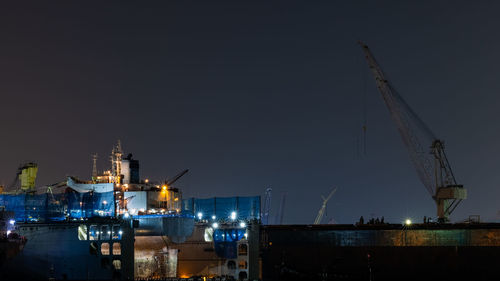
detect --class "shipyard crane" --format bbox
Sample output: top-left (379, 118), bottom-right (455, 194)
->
top-left (275, 192), bottom-right (287, 225)
top-left (166, 169), bottom-right (189, 186)
top-left (359, 42), bottom-right (467, 222)
top-left (313, 188), bottom-right (337, 224)
top-left (262, 188), bottom-right (272, 225)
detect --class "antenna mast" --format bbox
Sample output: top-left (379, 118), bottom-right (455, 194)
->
top-left (92, 153), bottom-right (98, 179)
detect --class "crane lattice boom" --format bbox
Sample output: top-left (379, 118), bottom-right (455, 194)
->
top-left (314, 188), bottom-right (337, 225)
top-left (262, 188), bottom-right (272, 225)
top-left (359, 42), bottom-right (466, 221)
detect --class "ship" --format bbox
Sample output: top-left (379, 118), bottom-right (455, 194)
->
top-left (0, 142), bottom-right (195, 280)
top-left (3, 142), bottom-right (500, 281)
top-left (0, 141), bottom-right (259, 280)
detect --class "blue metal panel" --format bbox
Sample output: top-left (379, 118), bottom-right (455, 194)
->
top-left (0, 190), bottom-right (115, 221)
top-left (182, 196), bottom-right (261, 221)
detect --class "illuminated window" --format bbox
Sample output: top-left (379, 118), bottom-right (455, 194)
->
top-left (101, 242), bottom-right (110, 255)
top-left (238, 244), bottom-right (248, 256)
top-left (112, 242), bottom-right (121, 255)
top-left (112, 225), bottom-right (121, 240)
top-left (101, 225), bottom-right (110, 240)
top-left (113, 259), bottom-right (121, 270)
top-left (89, 225), bottom-right (99, 240)
top-left (204, 227), bottom-right (214, 242)
top-left (78, 225), bottom-right (88, 240)
top-left (238, 260), bottom-right (248, 269)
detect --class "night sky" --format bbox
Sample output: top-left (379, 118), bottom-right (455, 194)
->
top-left (1, 1), bottom-right (499, 224)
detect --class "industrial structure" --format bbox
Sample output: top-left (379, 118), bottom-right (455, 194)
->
top-left (359, 42), bottom-right (467, 222)
top-left (0, 141), bottom-right (260, 280)
top-left (261, 223), bottom-right (500, 281)
top-left (313, 188), bottom-right (337, 225)
top-left (261, 188), bottom-right (272, 225)
top-left (0, 43), bottom-right (496, 280)
top-left (275, 192), bottom-right (286, 225)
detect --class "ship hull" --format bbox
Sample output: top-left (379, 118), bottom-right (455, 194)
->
top-left (0, 239), bottom-right (25, 267)
top-left (0, 221), bottom-right (134, 280)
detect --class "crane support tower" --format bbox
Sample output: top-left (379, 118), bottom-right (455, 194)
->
top-left (359, 42), bottom-right (466, 222)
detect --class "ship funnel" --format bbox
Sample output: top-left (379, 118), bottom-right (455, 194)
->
top-left (18, 163), bottom-right (38, 192)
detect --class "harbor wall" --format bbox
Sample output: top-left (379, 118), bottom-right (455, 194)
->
top-left (261, 224), bottom-right (500, 281)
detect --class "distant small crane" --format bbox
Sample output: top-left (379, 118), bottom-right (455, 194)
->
top-left (165, 169), bottom-right (189, 187)
top-left (275, 192), bottom-right (287, 225)
top-left (313, 188), bottom-right (337, 224)
top-left (91, 153), bottom-right (98, 179)
top-left (262, 188), bottom-right (272, 225)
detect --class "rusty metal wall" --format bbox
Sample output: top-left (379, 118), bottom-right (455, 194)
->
top-left (261, 224), bottom-right (500, 281)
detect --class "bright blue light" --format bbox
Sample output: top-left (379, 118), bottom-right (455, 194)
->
top-left (9, 219), bottom-right (15, 225)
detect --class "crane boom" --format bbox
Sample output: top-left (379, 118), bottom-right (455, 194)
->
top-left (166, 169), bottom-right (189, 186)
top-left (359, 42), bottom-right (466, 221)
top-left (313, 188), bottom-right (337, 224)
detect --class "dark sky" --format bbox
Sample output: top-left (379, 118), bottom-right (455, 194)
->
top-left (1, 1), bottom-right (499, 224)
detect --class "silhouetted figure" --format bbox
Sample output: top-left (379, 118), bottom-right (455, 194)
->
top-left (359, 216), bottom-right (364, 225)
top-left (381, 216), bottom-right (385, 224)
top-left (423, 216), bottom-right (427, 224)
top-left (375, 218), bottom-right (380, 224)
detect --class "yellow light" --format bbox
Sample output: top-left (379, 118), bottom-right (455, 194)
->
top-left (405, 219), bottom-right (412, 225)
top-left (162, 185), bottom-right (167, 191)
top-left (145, 179), bottom-right (149, 183)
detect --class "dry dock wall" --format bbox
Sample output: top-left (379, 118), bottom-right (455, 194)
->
top-left (261, 224), bottom-right (500, 281)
